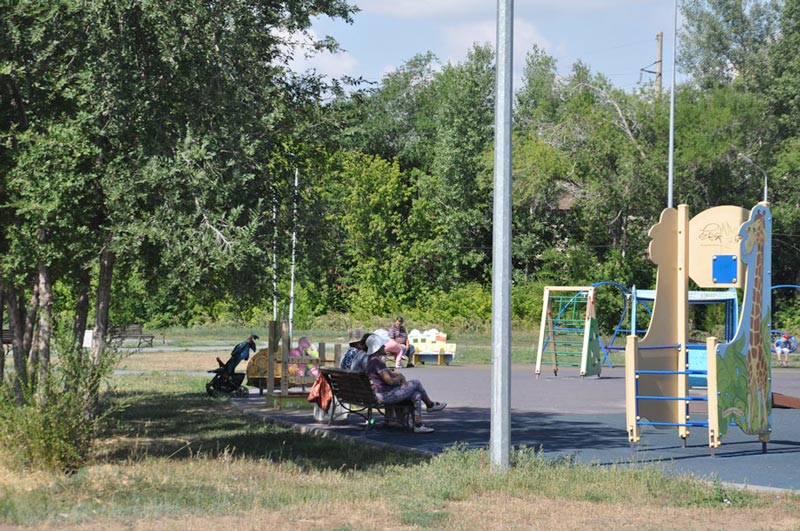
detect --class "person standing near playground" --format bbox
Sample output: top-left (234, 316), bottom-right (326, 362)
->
top-left (364, 334), bottom-right (446, 433)
top-left (227, 334), bottom-right (259, 375)
top-left (775, 333), bottom-right (793, 367)
top-left (389, 316), bottom-right (415, 368)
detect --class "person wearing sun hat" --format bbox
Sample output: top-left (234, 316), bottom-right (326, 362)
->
top-left (364, 334), bottom-right (446, 433)
top-left (340, 332), bottom-right (371, 370)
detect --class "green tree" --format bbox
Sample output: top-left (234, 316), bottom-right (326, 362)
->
top-left (409, 44), bottom-right (496, 289)
top-left (766, 0), bottom-right (800, 284)
top-left (679, 0), bottom-right (780, 89)
top-left (327, 152), bottom-right (409, 316)
top-left (341, 52), bottom-right (440, 172)
top-left (0, 0), bottom-right (355, 465)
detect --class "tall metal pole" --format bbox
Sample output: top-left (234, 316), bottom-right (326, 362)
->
top-left (667, 0), bottom-right (678, 208)
top-left (288, 167), bottom-right (298, 342)
top-left (491, 0), bottom-right (513, 471)
top-left (272, 200), bottom-right (278, 321)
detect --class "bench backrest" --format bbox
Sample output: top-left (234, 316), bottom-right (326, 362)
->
top-left (320, 367), bottom-right (381, 408)
top-left (110, 324), bottom-right (144, 336)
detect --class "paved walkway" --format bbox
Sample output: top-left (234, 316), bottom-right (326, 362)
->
top-left (231, 364), bottom-right (800, 491)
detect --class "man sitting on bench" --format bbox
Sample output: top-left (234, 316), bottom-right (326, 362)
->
top-left (364, 334), bottom-right (446, 433)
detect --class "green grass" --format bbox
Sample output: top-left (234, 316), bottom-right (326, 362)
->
top-left (97, 373), bottom-right (423, 469)
top-left (2, 371), bottom-right (798, 529)
top-left (127, 322), bottom-right (633, 367)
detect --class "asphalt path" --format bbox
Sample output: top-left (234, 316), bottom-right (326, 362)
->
top-left (231, 364), bottom-right (800, 492)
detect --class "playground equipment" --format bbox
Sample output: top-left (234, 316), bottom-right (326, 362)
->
top-left (535, 286), bottom-right (604, 377)
top-left (626, 203), bottom-right (772, 455)
top-left (629, 288), bottom-right (739, 388)
top-left (246, 320), bottom-right (331, 397)
top-left (590, 281), bottom-right (640, 362)
top-left (408, 329), bottom-right (457, 366)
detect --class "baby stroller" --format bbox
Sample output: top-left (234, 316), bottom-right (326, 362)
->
top-left (206, 355), bottom-right (249, 397)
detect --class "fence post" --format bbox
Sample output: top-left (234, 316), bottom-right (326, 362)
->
top-left (334, 343), bottom-right (342, 366)
top-left (280, 320), bottom-right (290, 396)
top-left (266, 320), bottom-right (278, 396)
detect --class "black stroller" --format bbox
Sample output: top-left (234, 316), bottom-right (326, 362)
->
top-left (206, 355), bottom-right (249, 397)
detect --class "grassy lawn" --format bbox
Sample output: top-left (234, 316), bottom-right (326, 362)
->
top-left (117, 326), bottom-right (566, 363)
top-left (1, 365), bottom-right (800, 530)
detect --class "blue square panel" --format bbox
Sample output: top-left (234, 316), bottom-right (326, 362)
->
top-left (712, 255), bottom-right (738, 284)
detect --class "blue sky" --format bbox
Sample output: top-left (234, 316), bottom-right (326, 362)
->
top-left (293, 1), bottom-right (682, 92)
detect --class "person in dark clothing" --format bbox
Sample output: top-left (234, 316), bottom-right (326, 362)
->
top-left (341, 332), bottom-right (371, 370)
top-left (226, 334), bottom-right (259, 375)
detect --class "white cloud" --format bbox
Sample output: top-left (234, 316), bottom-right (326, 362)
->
top-left (440, 20), bottom-right (495, 62)
top-left (295, 50), bottom-right (361, 78)
top-left (440, 18), bottom-right (553, 68)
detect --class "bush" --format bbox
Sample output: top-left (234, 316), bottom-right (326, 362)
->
top-left (511, 279), bottom-right (548, 326)
top-left (0, 379), bottom-right (92, 472)
top-left (414, 283), bottom-right (492, 332)
top-left (0, 329), bottom-right (119, 472)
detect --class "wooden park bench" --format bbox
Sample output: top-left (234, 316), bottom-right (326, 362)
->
top-left (2, 329), bottom-right (11, 354)
top-left (319, 367), bottom-right (414, 431)
top-left (109, 324), bottom-right (155, 348)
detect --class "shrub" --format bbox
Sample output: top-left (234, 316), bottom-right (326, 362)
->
top-left (0, 326), bottom-right (119, 472)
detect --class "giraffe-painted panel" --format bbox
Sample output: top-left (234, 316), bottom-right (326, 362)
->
top-left (716, 203), bottom-right (772, 440)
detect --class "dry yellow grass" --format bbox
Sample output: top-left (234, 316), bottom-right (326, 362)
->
top-left (117, 349), bottom-right (229, 372)
top-left (6, 494), bottom-right (800, 531)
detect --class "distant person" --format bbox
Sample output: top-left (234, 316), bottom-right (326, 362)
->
top-left (364, 334), bottom-right (446, 433)
top-left (297, 336), bottom-right (320, 377)
top-left (775, 333), bottom-right (793, 368)
top-left (341, 332), bottom-right (371, 371)
top-left (227, 334), bottom-right (259, 375)
top-left (389, 316), bottom-right (415, 368)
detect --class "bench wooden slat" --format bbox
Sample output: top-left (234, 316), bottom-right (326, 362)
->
top-left (319, 367), bottom-right (413, 430)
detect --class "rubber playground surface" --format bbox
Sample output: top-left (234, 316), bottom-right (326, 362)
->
top-left (232, 364), bottom-right (800, 492)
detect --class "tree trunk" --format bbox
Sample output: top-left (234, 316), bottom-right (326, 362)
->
top-left (37, 260), bottom-right (53, 389)
top-left (72, 267), bottom-right (91, 358)
top-left (86, 246), bottom-right (114, 417)
top-left (5, 284), bottom-right (28, 404)
top-left (24, 284), bottom-right (39, 388)
top-left (91, 246), bottom-right (115, 368)
top-left (0, 283), bottom-right (5, 383)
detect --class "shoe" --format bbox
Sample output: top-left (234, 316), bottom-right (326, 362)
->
top-left (427, 401), bottom-right (447, 412)
top-left (413, 424), bottom-right (434, 433)
top-left (396, 364), bottom-right (404, 369)
top-left (406, 363), bottom-right (414, 368)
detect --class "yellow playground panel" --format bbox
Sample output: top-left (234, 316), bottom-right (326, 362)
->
top-left (626, 203), bottom-right (772, 455)
top-left (535, 286), bottom-right (603, 378)
top-left (409, 329), bottom-right (457, 366)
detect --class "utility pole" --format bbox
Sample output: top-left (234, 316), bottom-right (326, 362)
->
top-left (640, 32), bottom-right (664, 92)
top-left (656, 32), bottom-right (663, 93)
